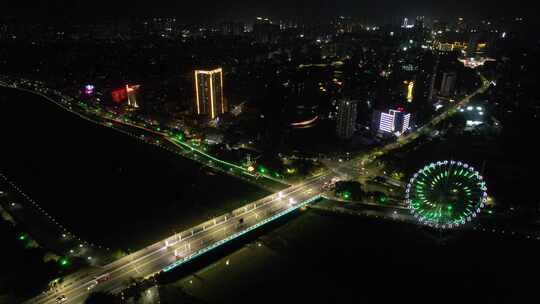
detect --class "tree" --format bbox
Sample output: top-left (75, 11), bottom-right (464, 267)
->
top-left (84, 291), bottom-right (119, 304)
top-left (334, 181), bottom-right (364, 201)
top-left (126, 277), bottom-right (144, 301)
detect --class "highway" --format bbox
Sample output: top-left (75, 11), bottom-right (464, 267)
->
top-left (27, 172), bottom-right (338, 304)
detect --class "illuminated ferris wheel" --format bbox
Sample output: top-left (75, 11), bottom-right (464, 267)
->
top-left (405, 160), bottom-right (488, 229)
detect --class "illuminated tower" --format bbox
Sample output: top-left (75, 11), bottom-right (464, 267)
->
top-left (195, 68), bottom-right (226, 119)
top-left (126, 84), bottom-right (142, 108)
top-left (407, 81), bottom-right (414, 103)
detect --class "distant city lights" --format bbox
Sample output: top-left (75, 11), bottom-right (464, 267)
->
top-left (84, 84), bottom-right (95, 95)
top-left (458, 57), bottom-right (495, 69)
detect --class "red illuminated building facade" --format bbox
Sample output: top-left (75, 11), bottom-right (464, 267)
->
top-left (110, 84), bottom-right (142, 108)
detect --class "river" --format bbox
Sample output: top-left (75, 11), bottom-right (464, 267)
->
top-left (0, 87), bottom-right (268, 250)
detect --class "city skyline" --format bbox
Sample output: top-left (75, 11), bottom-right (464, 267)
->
top-left (1, 1), bottom-right (539, 303)
top-left (1, 0), bottom-right (537, 24)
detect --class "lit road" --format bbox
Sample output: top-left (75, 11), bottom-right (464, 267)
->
top-left (27, 172), bottom-right (337, 304)
top-left (356, 74), bottom-right (491, 166)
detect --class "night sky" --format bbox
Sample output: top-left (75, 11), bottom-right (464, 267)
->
top-left (1, 0), bottom-right (537, 23)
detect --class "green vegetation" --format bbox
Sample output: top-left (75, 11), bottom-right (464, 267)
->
top-left (334, 181), bottom-right (364, 201)
top-left (0, 220), bottom-right (60, 301)
top-left (85, 291), bottom-right (120, 304)
top-left (365, 191), bottom-right (389, 205)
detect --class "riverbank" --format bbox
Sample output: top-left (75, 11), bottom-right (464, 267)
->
top-left (0, 87), bottom-right (269, 252)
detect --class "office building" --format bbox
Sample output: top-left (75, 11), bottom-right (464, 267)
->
top-left (253, 17), bottom-right (280, 44)
top-left (195, 68), bottom-right (226, 119)
top-left (372, 109), bottom-right (411, 136)
top-left (440, 72), bottom-right (457, 96)
top-left (336, 99), bottom-right (358, 139)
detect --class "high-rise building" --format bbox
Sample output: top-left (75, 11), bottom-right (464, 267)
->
top-left (456, 17), bottom-right (466, 33)
top-left (253, 17), bottom-right (280, 44)
top-left (111, 87), bottom-right (127, 104)
top-left (415, 16), bottom-right (425, 29)
top-left (150, 18), bottom-right (176, 36)
top-left (402, 18), bottom-right (409, 28)
top-left (440, 72), bottom-right (457, 96)
top-left (467, 33), bottom-right (480, 57)
top-left (372, 109), bottom-right (411, 136)
top-left (126, 84), bottom-right (142, 108)
top-left (428, 54), bottom-right (440, 103)
top-left (195, 68), bottom-right (226, 119)
top-left (336, 99), bottom-right (358, 139)
top-left (406, 81), bottom-right (414, 103)
top-left (221, 21), bottom-right (245, 36)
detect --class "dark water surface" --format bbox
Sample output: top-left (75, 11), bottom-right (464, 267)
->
top-left (0, 87), bottom-right (268, 250)
top-left (164, 209), bottom-right (540, 304)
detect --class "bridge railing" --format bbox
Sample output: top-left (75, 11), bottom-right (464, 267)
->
top-left (163, 194), bottom-right (322, 272)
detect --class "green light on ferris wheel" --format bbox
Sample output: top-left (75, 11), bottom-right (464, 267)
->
top-left (406, 161), bottom-right (486, 228)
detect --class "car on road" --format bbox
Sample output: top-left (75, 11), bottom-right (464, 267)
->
top-left (87, 273), bottom-right (111, 290)
top-left (55, 295), bottom-right (67, 303)
top-left (87, 281), bottom-right (98, 290)
top-left (94, 273), bottom-right (111, 284)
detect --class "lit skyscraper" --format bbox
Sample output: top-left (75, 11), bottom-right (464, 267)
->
top-left (126, 84), bottom-right (142, 108)
top-left (336, 99), bottom-right (358, 139)
top-left (406, 81), bottom-right (414, 103)
top-left (195, 68), bottom-right (226, 119)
